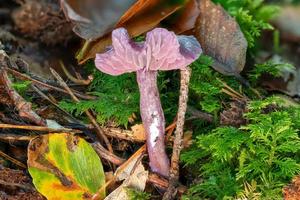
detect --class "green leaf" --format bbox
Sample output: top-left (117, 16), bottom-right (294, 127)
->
top-left (28, 133), bottom-right (105, 200)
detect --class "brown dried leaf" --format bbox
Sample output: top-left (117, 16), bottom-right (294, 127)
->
top-left (195, 0), bottom-right (247, 75)
top-left (171, 0), bottom-right (200, 34)
top-left (117, 0), bottom-right (160, 26)
top-left (60, 0), bottom-right (136, 40)
top-left (77, 0), bottom-right (183, 63)
top-left (272, 5), bottom-right (300, 42)
top-left (104, 163), bottom-right (148, 200)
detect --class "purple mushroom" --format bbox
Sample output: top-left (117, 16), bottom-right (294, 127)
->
top-left (95, 28), bottom-right (202, 177)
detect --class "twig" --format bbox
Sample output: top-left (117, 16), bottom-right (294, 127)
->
top-left (31, 84), bottom-right (82, 123)
top-left (0, 134), bottom-right (34, 142)
top-left (50, 68), bottom-right (113, 153)
top-left (59, 60), bottom-right (92, 85)
top-left (0, 111), bottom-right (24, 125)
top-left (0, 67), bottom-right (46, 126)
top-left (6, 67), bottom-right (96, 100)
top-left (92, 142), bottom-right (125, 166)
top-left (147, 173), bottom-right (187, 194)
top-left (0, 123), bottom-right (81, 133)
top-left (218, 78), bottom-right (247, 100)
top-left (0, 180), bottom-right (34, 191)
top-left (166, 118), bottom-right (177, 141)
top-left (103, 127), bottom-right (146, 143)
top-left (163, 68), bottom-right (191, 200)
top-left (0, 150), bottom-right (26, 168)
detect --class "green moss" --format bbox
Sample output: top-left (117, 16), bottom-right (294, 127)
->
top-left (182, 97), bottom-right (300, 199)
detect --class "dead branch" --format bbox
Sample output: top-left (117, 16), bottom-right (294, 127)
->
top-left (0, 150), bottom-right (26, 168)
top-left (0, 123), bottom-right (81, 133)
top-left (92, 142), bottom-right (125, 166)
top-left (147, 173), bottom-right (187, 194)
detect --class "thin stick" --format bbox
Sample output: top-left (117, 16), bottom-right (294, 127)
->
top-left (103, 127), bottom-right (145, 143)
top-left (50, 68), bottom-right (113, 153)
top-left (92, 142), bottom-right (125, 166)
top-left (163, 68), bottom-right (191, 200)
top-left (0, 123), bottom-right (81, 133)
top-left (59, 60), bottom-right (92, 85)
top-left (0, 134), bottom-right (33, 142)
top-left (6, 67), bottom-right (96, 100)
top-left (31, 84), bottom-right (81, 123)
top-left (147, 173), bottom-right (187, 194)
top-left (0, 150), bottom-right (26, 168)
top-left (0, 180), bottom-right (34, 191)
top-left (0, 68), bottom-right (46, 126)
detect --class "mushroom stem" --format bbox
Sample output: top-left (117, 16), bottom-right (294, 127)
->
top-left (136, 69), bottom-right (170, 177)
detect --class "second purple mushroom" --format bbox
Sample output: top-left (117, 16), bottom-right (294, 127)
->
top-left (95, 27), bottom-right (202, 177)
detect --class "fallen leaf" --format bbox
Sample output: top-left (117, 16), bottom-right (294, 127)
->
top-left (28, 133), bottom-right (106, 200)
top-left (171, 0), bottom-right (200, 34)
top-left (60, 0), bottom-right (136, 40)
top-left (272, 5), bottom-right (300, 42)
top-left (130, 124), bottom-right (146, 142)
top-left (114, 145), bottom-right (146, 182)
top-left (77, 0), bottom-right (184, 63)
top-left (117, 0), bottom-right (160, 26)
top-left (195, 0), bottom-right (247, 76)
top-left (104, 162), bottom-right (148, 200)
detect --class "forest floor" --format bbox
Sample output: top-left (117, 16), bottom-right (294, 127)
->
top-left (0, 0), bottom-right (300, 200)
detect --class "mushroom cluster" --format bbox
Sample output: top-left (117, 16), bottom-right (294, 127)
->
top-left (95, 28), bottom-right (202, 177)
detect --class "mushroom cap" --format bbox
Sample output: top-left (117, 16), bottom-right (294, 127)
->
top-left (95, 27), bottom-right (202, 76)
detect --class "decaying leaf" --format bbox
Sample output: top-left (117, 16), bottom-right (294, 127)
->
top-left (77, 0), bottom-right (184, 63)
top-left (171, 0), bottom-right (200, 34)
top-left (28, 133), bottom-right (106, 200)
top-left (60, 0), bottom-right (136, 40)
top-left (104, 147), bottom-right (148, 200)
top-left (195, 0), bottom-right (247, 76)
top-left (272, 5), bottom-right (300, 42)
top-left (104, 163), bottom-right (148, 200)
top-left (117, 0), bottom-right (160, 26)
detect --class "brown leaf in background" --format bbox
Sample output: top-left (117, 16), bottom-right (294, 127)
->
top-left (195, 0), bottom-right (247, 76)
top-left (117, 0), bottom-right (159, 26)
top-left (77, 0), bottom-right (184, 63)
top-left (12, 0), bottom-right (74, 45)
top-left (272, 5), bottom-right (300, 42)
top-left (60, 0), bottom-right (136, 40)
top-left (171, 0), bottom-right (200, 34)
